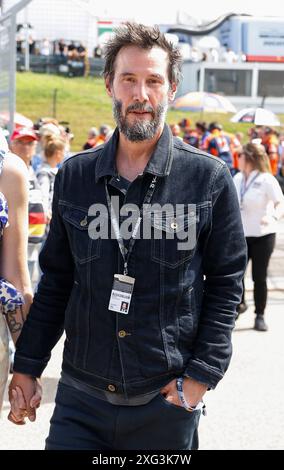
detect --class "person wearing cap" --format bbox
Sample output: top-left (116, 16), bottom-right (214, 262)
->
top-left (10, 128), bottom-right (46, 291)
top-left (203, 122), bottom-right (234, 171)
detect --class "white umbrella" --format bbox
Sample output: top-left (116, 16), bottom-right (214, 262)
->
top-left (0, 111), bottom-right (34, 129)
top-left (172, 91), bottom-right (236, 113)
top-left (230, 107), bottom-right (281, 126)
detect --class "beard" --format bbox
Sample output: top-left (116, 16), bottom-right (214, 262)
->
top-left (112, 98), bottom-right (168, 142)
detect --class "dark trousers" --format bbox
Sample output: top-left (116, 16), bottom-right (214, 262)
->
top-left (242, 233), bottom-right (276, 315)
top-left (45, 382), bottom-right (201, 450)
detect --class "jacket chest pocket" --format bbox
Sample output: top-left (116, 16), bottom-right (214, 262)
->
top-left (150, 207), bottom-right (199, 269)
top-left (60, 204), bottom-right (102, 265)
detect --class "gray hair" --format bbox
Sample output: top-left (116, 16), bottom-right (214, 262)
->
top-left (103, 22), bottom-right (182, 88)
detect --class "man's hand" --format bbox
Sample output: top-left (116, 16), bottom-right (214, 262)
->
top-left (160, 377), bottom-right (207, 408)
top-left (8, 372), bottom-right (42, 425)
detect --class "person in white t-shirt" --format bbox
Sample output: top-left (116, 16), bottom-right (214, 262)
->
top-left (234, 143), bottom-right (284, 331)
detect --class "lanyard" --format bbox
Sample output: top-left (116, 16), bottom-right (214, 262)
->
top-left (105, 175), bottom-right (158, 275)
top-left (240, 172), bottom-right (260, 207)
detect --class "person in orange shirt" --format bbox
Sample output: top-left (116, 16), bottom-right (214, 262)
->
top-left (228, 132), bottom-right (242, 175)
top-left (262, 127), bottom-right (280, 176)
top-left (203, 122), bottom-right (233, 171)
top-left (93, 124), bottom-right (112, 147)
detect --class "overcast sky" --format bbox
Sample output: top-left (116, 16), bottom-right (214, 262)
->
top-left (99, 0), bottom-right (284, 24)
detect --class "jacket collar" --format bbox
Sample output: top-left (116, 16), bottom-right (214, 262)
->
top-left (95, 124), bottom-right (174, 183)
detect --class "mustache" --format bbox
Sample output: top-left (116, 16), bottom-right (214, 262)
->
top-left (126, 103), bottom-right (155, 116)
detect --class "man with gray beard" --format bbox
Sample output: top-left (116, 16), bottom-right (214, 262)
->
top-left (113, 99), bottom-right (167, 142)
top-left (9, 23), bottom-right (247, 450)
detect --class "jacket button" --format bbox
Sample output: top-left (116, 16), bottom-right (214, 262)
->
top-left (171, 219), bottom-right (178, 230)
top-left (118, 330), bottom-right (127, 338)
top-left (107, 384), bottom-right (116, 392)
top-left (80, 217), bottom-right (88, 227)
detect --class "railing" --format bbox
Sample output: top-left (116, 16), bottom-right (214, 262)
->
top-left (16, 54), bottom-right (105, 77)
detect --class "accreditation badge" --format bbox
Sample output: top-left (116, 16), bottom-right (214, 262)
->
top-left (108, 274), bottom-right (135, 314)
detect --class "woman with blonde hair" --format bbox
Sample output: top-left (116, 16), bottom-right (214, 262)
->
top-left (36, 134), bottom-right (65, 224)
top-left (234, 142), bottom-right (284, 331)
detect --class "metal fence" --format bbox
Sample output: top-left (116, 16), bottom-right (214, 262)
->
top-left (16, 53), bottom-right (104, 76)
top-left (0, 13), bottom-right (16, 135)
top-left (0, 0), bottom-right (31, 134)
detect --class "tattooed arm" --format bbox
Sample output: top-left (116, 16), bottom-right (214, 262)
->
top-left (5, 306), bottom-right (25, 345)
top-left (0, 154), bottom-right (33, 322)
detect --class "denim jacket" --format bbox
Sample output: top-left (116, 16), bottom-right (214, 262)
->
top-left (14, 125), bottom-right (247, 396)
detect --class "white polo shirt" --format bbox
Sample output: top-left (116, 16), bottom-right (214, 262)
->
top-left (233, 170), bottom-right (284, 237)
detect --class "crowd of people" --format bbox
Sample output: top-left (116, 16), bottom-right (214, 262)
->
top-left (1, 120), bottom-right (72, 290)
top-left (82, 119), bottom-right (284, 183)
top-left (183, 46), bottom-right (247, 63)
top-left (16, 32), bottom-right (88, 61)
top-left (0, 115), bottom-right (283, 306)
top-left (169, 119), bottom-right (284, 179)
top-left (1, 115), bottom-right (283, 306)
top-left (16, 25), bottom-right (243, 65)
top-left (16, 33), bottom-right (90, 76)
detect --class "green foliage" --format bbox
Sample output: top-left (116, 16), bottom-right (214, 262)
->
top-left (17, 72), bottom-right (113, 151)
top-left (16, 72), bottom-right (283, 152)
